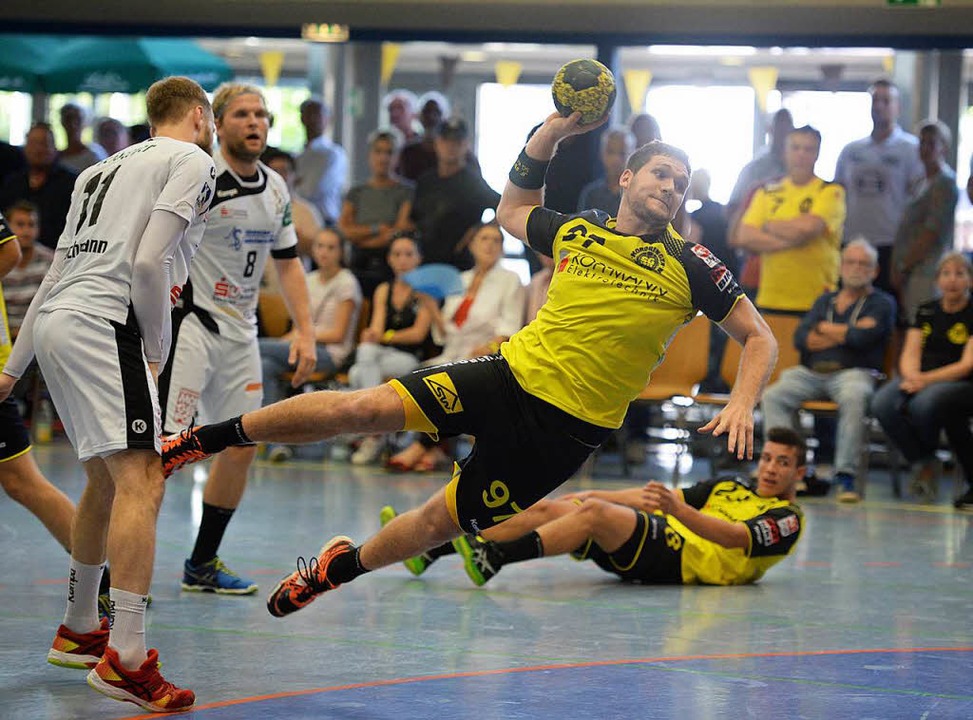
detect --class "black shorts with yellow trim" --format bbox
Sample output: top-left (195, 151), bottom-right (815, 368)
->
top-left (0, 397), bottom-right (32, 463)
top-left (389, 354), bottom-right (613, 535)
top-left (578, 510), bottom-right (683, 584)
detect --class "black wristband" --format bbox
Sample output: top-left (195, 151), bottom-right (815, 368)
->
top-left (509, 148), bottom-right (549, 190)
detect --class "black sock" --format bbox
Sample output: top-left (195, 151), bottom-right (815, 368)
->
top-left (98, 565), bottom-right (111, 595)
top-left (328, 546), bottom-right (369, 584)
top-left (195, 416), bottom-right (252, 454)
top-left (427, 542), bottom-right (456, 559)
top-left (189, 503), bottom-right (236, 566)
top-left (494, 531), bottom-right (544, 565)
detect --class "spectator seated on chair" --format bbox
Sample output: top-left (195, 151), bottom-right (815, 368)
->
top-left (871, 252), bottom-right (973, 505)
top-left (348, 235), bottom-right (433, 465)
top-left (259, 229), bottom-right (362, 460)
top-left (761, 239), bottom-right (895, 503)
top-left (387, 221), bottom-right (525, 472)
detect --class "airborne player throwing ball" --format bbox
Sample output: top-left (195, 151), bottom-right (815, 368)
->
top-left (163, 108), bottom-right (778, 620)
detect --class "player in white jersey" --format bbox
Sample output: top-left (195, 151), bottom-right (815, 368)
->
top-left (160, 83), bottom-right (316, 595)
top-left (0, 77), bottom-right (216, 713)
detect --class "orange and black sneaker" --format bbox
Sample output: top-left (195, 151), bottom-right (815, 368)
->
top-left (86, 646), bottom-right (195, 713)
top-left (267, 536), bottom-right (355, 618)
top-left (47, 617), bottom-right (109, 669)
top-left (162, 426), bottom-right (211, 478)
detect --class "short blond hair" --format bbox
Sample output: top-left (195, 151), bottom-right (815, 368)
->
top-left (146, 76), bottom-right (211, 127)
top-left (212, 82), bottom-right (267, 120)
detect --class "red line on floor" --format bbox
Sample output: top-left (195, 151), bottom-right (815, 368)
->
top-left (117, 645), bottom-right (973, 720)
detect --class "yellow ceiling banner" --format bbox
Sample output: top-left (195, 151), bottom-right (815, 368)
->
top-left (259, 51), bottom-right (285, 88)
top-left (494, 60), bottom-right (522, 88)
top-left (748, 66), bottom-right (778, 112)
top-left (381, 43), bottom-right (401, 86)
top-left (623, 69), bottom-right (652, 115)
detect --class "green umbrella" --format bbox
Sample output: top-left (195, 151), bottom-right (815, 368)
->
top-left (0, 35), bottom-right (64, 92)
top-left (41, 37), bottom-right (233, 94)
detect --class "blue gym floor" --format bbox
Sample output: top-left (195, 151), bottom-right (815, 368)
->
top-left (2, 440), bottom-right (971, 719)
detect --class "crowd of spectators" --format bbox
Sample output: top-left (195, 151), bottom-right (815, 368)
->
top-left (1, 74), bottom-right (971, 508)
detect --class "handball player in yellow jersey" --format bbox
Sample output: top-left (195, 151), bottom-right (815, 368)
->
top-left (161, 111), bottom-right (778, 618)
top-left (433, 426), bottom-right (805, 588)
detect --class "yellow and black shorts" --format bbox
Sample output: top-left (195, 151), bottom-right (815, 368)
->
top-left (389, 354), bottom-right (612, 535)
top-left (577, 510), bottom-right (684, 584)
top-left (0, 397), bottom-right (32, 463)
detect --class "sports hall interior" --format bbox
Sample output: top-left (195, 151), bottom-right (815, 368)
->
top-left (2, 1), bottom-right (973, 718)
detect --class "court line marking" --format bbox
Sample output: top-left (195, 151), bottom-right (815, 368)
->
top-left (118, 645), bottom-right (973, 719)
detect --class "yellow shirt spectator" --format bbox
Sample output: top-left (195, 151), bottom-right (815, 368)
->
top-left (742, 176), bottom-right (845, 311)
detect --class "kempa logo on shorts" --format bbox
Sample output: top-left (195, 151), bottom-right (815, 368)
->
top-left (422, 372), bottom-right (463, 414)
top-left (131, 419), bottom-right (148, 434)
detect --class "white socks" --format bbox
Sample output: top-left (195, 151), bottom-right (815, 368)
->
top-left (62, 559), bottom-right (104, 634)
top-left (108, 587), bottom-right (149, 669)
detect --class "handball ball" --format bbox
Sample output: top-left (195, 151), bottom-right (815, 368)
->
top-left (551, 59), bottom-right (617, 125)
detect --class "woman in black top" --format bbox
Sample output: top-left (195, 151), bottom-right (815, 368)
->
top-left (347, 235), bottom-right (433, 465)
top-left (871, 252), bottom-right (973, 504)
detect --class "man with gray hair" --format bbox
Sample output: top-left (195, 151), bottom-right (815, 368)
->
top-left (160, 82), bottom-right (316, 594)
top-left (761, 238), bottom-right (896, 502)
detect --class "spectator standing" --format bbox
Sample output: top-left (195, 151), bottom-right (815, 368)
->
top-left (338, 129), bottom-right (414, 298)
top-left (385, 89), bottom-right (420, 146)
top-left (726, 108), bottom-right (794, 297)
top-left (734, 126), bottom-right (846, 314)
top-left (891, 120), bottom-right (959, 324)
top-left (94, 117), bottom-right (131, 158)
top-left (0, 123), bottom-right (77, 251)
top-left (295, 97), bottom-right (348, 227)
top-left (835, 80), bottom-right (924, 294)
top-left (398, 91), bottom-right (449, 182)
top-left (628, 113), bottom-right (662, 149)
top-left (57, 103), bottom-right (106, 173)
top-left (262, 148), bottom-right (323, 270)
top-left (576, 126), bottom-right (636, 215)
top-left (410, 118), bottom-right (499, 271)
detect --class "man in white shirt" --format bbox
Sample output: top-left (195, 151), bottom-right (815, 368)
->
top-left (160, 83), bottom-right (316, 596)
top-left (0, 75), bottom-right (216, 714)
top-left (835, 79), bottom-right (925, 296)
top-left (295, 98), bottom-right (348, 226)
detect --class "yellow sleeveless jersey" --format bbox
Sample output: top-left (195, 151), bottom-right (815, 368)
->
top-left (742, 176), bottom-right (845, 312)
top-left (0, 214), bottom-right (15, 371)
top-left (502, 208), bottom-right (743, 428)
top-left (670, 478), bottom-right (803, 585)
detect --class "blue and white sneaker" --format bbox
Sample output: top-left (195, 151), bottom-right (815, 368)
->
top-left (182, 557), bottom-right (258, 595)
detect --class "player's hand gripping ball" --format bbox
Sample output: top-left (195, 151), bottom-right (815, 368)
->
top-left (551, 59), bottom-right (617, 125)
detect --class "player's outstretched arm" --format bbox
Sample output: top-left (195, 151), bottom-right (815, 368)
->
top-left (497, 111), bottom-right (606, 244)
top-left (699, 297), bottom-right (777, 460)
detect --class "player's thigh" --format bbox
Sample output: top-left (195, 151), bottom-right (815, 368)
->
top-left (448, 428), bottom-right (599, 535)
top-left (34, 309), bottom-right (160, 462)
top-left (389, 355), bottom-right (516, 439)
top-left (589, 512), bottom-right (684, 584)
top-left (160, 315), bottom-right (214, 432)
top-left (200, 337), bottom-right (263, 423)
